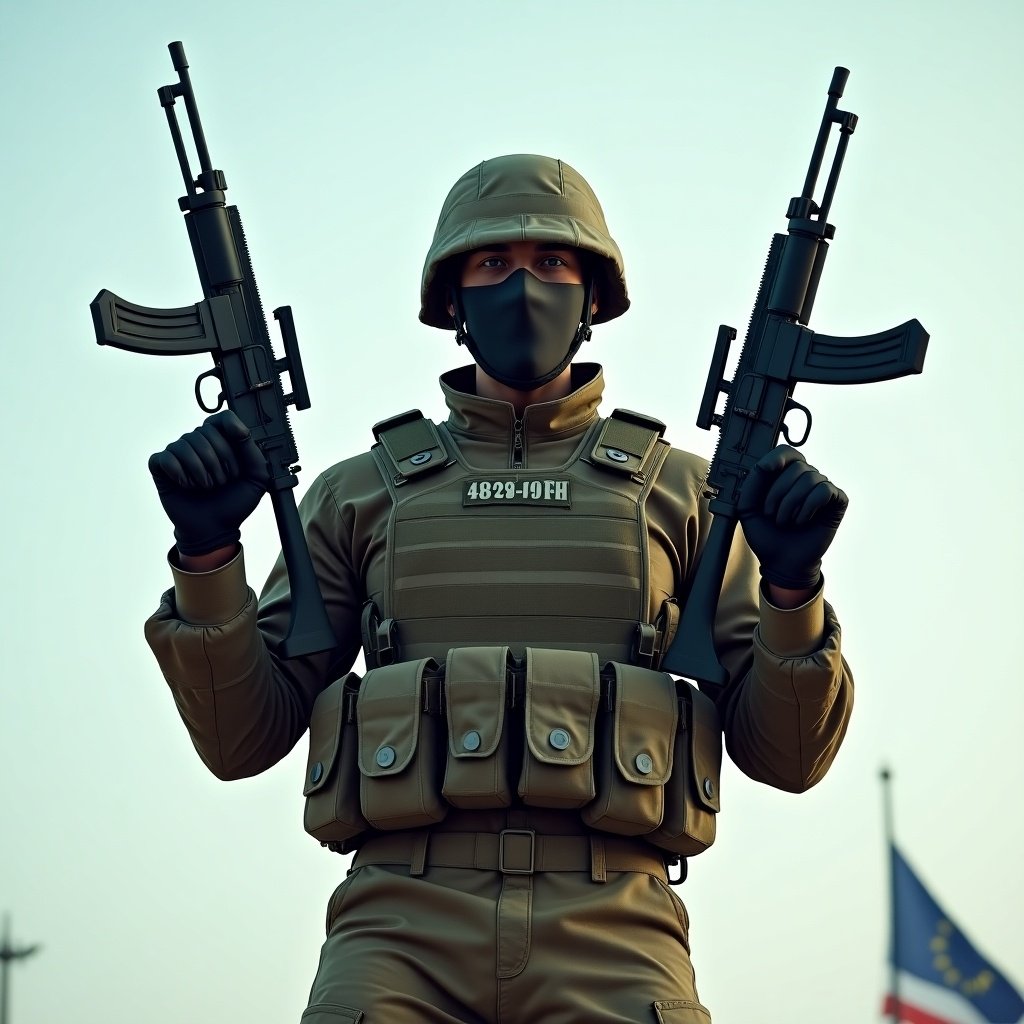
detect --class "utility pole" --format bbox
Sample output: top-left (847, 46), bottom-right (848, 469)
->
top-left (0, 915), bottom-right (40, 1024)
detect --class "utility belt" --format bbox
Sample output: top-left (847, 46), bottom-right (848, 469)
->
top-left (302, 646), bottom-right (722, 861)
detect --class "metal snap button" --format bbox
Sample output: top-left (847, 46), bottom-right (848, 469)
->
top-left (409, 451), bottom-right (432, 465)
top-left (703, 777), bottom-right (715, 799)
top-left (605, 448), bottom-right (630, 463)
top-left (462, 730), bottom-right (482, 752)
top-left (635, 753), bottom-right (654, 775)
top-left (376, 745), bottom-right (397, 768)
top-left (309, 761), bottom-right (324, 785)
top-left (549, 728), bottom-right (571, 750)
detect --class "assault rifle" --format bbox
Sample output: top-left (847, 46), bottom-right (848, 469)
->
top-left (661, 67), bottom-right (928, 695)
top-left (91, 42), bottom-right (336, 659)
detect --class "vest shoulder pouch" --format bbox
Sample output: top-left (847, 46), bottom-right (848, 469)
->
top-left (586, 409), bottom-right (666, 480)
top-left (357, 658), bottom-right (447, 831)
top-left (518, 647), bottom-right (599, 809)
top-left (372, 409), bottom-right (451, 484)
top-left (442, 646), bottom-right (513, 809)
top-left (647, 681), bottom-right (722, 857)
top-left (582, 663), bottom-right (678, 835)
top-left (303, 672), bottom-right (368, 847)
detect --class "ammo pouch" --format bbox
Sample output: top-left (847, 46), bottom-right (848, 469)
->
top-left (303, 649), bottom-right (722, 859)
top-left (303, 671), bottom-right (368, 848)
top-left (583, 665), bottom-right (722, 857)
top-left (356, 658), bottom-right (448, 831)
top-left (646, 680), bottom-right (722, 857)
top-left (442, 646), bottom-right (514, 809)
top-left (518, 648), bottom-right (600, 809)
top-left (582, 663), bottom-right (678, 835)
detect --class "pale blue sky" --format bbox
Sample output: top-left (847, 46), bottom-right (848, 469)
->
top-left (2, 2), bottom-right (1022, 1022)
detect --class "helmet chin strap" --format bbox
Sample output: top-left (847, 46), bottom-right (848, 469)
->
top-left (448, 277), bottom-right (595, 388)
top-left (450, 285), bottom-right (469, 347)
top-left (576, 276), bottom-right (596, 345)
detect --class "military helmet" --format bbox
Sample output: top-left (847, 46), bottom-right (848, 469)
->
top-left (419, 154), bottom-right (629, 329)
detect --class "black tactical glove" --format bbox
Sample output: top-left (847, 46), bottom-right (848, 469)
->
top-left (736, 444), bottom-right (848, 591)
top-left (148, 410), bottom-right (270, 557)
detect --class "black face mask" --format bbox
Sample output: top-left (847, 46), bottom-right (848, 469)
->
top-left (452, 269), bottom-right (593, 391)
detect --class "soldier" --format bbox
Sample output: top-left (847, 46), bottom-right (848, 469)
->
top-left (146, 154), bottom-right (852, 1023)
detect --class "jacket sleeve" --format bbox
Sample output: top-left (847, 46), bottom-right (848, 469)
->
top-left (143, 453), bottom-right (389, 780)
top-left (716, 543), bottom-right (853, 793)
top-left (652, 448), bottom-right (853, 794)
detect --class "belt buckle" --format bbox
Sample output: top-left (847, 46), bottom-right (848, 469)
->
top-left (498, 829), bottom-right (536, 875)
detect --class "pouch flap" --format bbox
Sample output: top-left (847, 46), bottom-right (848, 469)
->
top-left (686, 682), bottom-right (723, 813)
top-left (587, 410), bottom-right (665, 478)
top-left (357, 659), bottom-right (433, 778)
top-left (445, 646), bottom-right (509, 759)
top-left (524, 648), bottom-right (600, 766)
top-left (372, 410), bottom-right (448, 482)
top-left (610, 664), bottom-right (678, 786)
top-left (304, 672), bottom-right (360, 796)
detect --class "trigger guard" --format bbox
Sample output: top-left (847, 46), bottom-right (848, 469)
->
top-left (195, 368), bottom-right (225, 414)
top-left (780, 400), bottom-right (812, 447)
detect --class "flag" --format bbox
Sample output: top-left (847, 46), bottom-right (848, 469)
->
top-left (883, 844), bottom-right (1024, 1023)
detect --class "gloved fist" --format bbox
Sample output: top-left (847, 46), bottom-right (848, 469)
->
top-left (148, 410), bottom-right (270, 557)
top-left (736, 445), bottom-right (848, 591)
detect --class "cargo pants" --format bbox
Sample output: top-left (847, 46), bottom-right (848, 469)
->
top-left (301, 811), bottom-right (711, 1024)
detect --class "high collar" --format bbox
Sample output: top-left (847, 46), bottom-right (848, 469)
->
top-left (440, 363), bottom-right (605, 443)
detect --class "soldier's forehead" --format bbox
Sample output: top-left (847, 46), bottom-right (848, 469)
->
top-left (466, 242), bottom-right (581, 253)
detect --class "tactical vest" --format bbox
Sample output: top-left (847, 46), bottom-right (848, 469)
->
top-left (364, 408), bottom-right (673, 668)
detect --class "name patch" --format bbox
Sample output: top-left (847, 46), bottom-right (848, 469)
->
top-left (464, 477), bottom-right (572, 507)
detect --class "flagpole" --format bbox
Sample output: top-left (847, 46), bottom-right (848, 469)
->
top-left (880, 766), bottom-right (900, 1024)
top-left (0, 914), bottom-right (41, 1024)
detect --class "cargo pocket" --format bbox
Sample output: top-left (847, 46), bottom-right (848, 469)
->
top-left (304, 672), bottom-right (368, 847)
top-left (653, 999), bottom-right (712, 1022)
top-left (518, 648), bottom-right (599, 809)
top-left (357, 658), bottom-right (448, 831)
top-left (583, 663), bottom-right (678, 835)
top-left (442, 646), bottom-right (513, 809)
top-left (646, 682), bottom-right (722, 857)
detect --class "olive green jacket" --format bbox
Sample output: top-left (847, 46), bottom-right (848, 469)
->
top-left (145, 363), bottom-right (852, 794)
